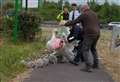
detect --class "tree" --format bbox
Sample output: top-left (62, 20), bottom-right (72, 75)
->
top-left (39, 2), bottom-right (61, 20)
top-left (64, 1), bottom-right (70, 7)
top-left (110, 4), bottom-right (120, 21)
top-left (58, 0), bottom-right (63, 9)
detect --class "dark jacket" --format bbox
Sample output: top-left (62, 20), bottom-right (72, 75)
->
top-left (65, 10), bottom-right (100, 38)
top-left (57, 12), bottom-right (69, 21)
top-left (63, 12), bottom-right (69, 20)
top-left (67, 26), bottom-right (83, 42)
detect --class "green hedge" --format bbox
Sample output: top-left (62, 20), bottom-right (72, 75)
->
top-left (38, 2), bottom-right (61, 21)
top-left (38, 2), bottom-right (120, 23)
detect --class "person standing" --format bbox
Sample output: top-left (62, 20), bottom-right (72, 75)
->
top-left (57, 6), bottom-right (69, 21)
top-left (67, 3), bottom-right (83, 55)
top-left (65, 4), bottom-right (100, 72)
top-left (68, 3), bottom-right (81, 41)
top-left (69, 3), bottom-right (80, 21)
top-left (56, 6), bottom-right (69, 63)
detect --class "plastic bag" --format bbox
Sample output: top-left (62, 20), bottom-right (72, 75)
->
top-left (47, 31), bottom-right (63, 50)
top-left (56, 27), bottom-right (70, 40)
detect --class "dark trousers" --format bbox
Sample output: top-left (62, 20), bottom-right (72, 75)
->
top-left (74, 35), bottom-right (99, 68)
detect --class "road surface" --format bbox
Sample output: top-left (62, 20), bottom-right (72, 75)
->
top-left (23, 63), bottom-right (114, 82)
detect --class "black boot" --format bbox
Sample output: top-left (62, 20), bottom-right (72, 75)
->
top-left (69, 61), bottom-right (79, 66)
top-left (92, 64), bottom-right (99, 69)
top-left (81, 65), bottom-right (93, 72)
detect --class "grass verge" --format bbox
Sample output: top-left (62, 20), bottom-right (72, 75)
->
top-left (97, 29), bottom-right (120, 82)
top-left (0, 28), bottom-right (50, 82)
top-left (1, 28), bottom-right (119, 82)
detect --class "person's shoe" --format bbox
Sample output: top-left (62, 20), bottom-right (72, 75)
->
top-left (80, 68), bottom-right (93, 72)
top-left (92, 65), bottom-right (99, 69)
top-left (69, 61), bottom-right (79, 66)
top-left (80, 65), bottom-right (93, 72)
top-left (80, 58), bottom-right (84, 62)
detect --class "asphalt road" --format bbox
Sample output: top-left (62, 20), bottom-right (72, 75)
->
top-left (23, 63), bottom-right (114, 82)
top-left (23, 25), bottom-right (114, 82)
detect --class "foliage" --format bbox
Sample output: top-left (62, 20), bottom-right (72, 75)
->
top-left (0, 2), bottom-right (14, 31)
top-left (0, 36), bottom-right (46, 82)
top-left (1, 2), bottom-right (120, 38)
top-left (2, 2), bottom-right (14, 13)
top-left (88, 2), bottom-right (120, 23)
top-left (1, 11), bottom-right (41, 42)
top-left (18, 11), bottom-right (41, 41)
top-left (0, 15), bottom-right (2, 30)
top-left (0, 28), bottom-right (51, 82)
top-left (1, 1), bottom-right (120, 22)
top-left (38, 2), bottom-right (61, 21)
top-left (64, 1), bottom-right (70, 8)
top-left (38, 1), bottom-right (120, 22)
top-left (58, 0), bottom-right (63, 10)
top-left (3, 16), bottom-right (14, 31)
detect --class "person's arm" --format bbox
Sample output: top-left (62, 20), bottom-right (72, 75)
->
top-left (57, 12), bottom-right (63, 21)
top-left (65, 14), bottom-right (84, 26)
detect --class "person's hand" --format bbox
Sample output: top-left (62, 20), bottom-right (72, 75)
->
top-left (64, 21), bottom-right (72, 26)
top-left (59, 20), bottom-right (67, 26)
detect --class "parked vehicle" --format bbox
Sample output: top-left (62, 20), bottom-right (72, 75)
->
top-left (108, 22), bottom-right (120, 30)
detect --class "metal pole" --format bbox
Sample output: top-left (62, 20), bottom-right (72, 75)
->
top-left (39, 0), bottom-right (43, 8)
top-left (0, 0), bottom-right (2, 15)
top-left (0, 0), bottom-right (2, 20)
top-left (25, 0), bottom-right (28, 11)
top-left (13, 0), bottom-right (19, 43)
top-left (0, 0), bottom-right (2, 36)
top-left (62, 0), bottom-right (64, 10)
top-left (20, 0), bottom-right (22, 9)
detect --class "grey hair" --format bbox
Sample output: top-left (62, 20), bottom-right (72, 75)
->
top-left (81, 3), bottom-right (90, 10)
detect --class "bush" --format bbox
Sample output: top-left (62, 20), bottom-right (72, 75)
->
top-left (18, 11), bottom-right (41, 41)
top-left (89, 2), bottom-right (120, 23)
top-left (0, 16), bottom-right (2, 30)
top-left (2, 2), bottom-right (14, 13)
top-left (1, 11), bottom-right (41, 42)
top-left (39, 2), bottom-right (61, 21)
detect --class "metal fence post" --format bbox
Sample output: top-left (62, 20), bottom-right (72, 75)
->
top-left (13, 0), bottom-right (19, 43)
top-left (25, 0), bottom-right (28, 11)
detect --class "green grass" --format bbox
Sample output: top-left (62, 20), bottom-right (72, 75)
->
top-left (0, 31), bottom-right (47, 82)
